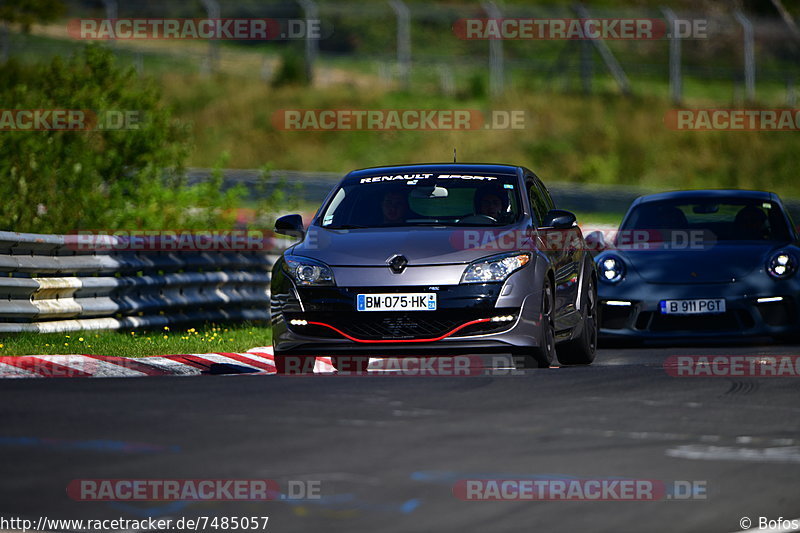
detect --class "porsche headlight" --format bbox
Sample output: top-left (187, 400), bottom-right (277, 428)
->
top-left (599, 255), bottom-right (626, 283)
top-left (461, 252), bottom-right (530, 283)
top-left (767, 251), bottom-right (797, 280)
top-left (282, 257), bottom-right (335, 286)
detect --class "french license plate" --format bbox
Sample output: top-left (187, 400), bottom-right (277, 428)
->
top-left (660, 299), bottom-right (726, 315)
top-left (357, 293), bottom-right (437, 312)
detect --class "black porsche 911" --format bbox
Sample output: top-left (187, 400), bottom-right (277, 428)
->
top-left (590, 189), bottom-right (800, 341)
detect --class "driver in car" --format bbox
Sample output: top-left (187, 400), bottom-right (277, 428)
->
top-left (475, 188), bottom-right (508, 221)
top-left (734, 205), bottom-right (769, 240)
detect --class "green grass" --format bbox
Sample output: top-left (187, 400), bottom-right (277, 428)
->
top-left (10, 23), bottom-right (800, 203)
top-left (576, 212), bottom-right (625, 227)
top-left (0, 323), bottom-right (272, 358)
top-left (158, 74), bottom-right (800, 200)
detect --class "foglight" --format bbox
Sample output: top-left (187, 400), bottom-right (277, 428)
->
top-left (289, 319), bottom-right (308, 326)
top-left (490, 315), bottom-right (515, 322)
top-left (767, 251), bottom-right (797, 280)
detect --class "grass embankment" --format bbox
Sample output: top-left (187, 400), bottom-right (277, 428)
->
top-left (161, 76), bottom-right (800, 199)
top-left (11, 26), bottom-right (800, 199)
top-left (0, 323), bottom-right (272, 358)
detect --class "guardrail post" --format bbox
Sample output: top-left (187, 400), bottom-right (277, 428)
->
top-left (482, 1), bottom-right (504, 98)
top-left (298, 0), bottom-right (319, 84)
top-left (734, 10), bottom-right (756, 103)
top-left (388, 0), bottom-right (411, 89)
top-left (200, 0), bottom-right (220, 74)
top-left (661, 7), bottom-right (682, 104)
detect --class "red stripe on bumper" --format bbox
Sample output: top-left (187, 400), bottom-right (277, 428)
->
top-left (306, 318), bottom-right (492, 343)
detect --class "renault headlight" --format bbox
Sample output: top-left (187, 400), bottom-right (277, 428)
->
top-left (767, 251), bottom-right (797, 280)
top-left (599, 255), bottom-right (626, 283)
top-left (461, 252), bottom-right (530, 283)
top-left (282, 256), bottom-right (335, 286)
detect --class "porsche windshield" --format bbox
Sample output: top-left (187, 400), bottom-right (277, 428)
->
top-left (319, 174), bottom-right (522, 228)
top-left (621, 198), bottom-right (793, 242)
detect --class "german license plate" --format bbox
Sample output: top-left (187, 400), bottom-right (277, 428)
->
top-left (660, 299), bottom-right (726, 315)
top-left (357, 293), bottom-right (437, 312)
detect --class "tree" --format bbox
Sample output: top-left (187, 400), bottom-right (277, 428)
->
top-left (0, 45), bottom-right (245, 233)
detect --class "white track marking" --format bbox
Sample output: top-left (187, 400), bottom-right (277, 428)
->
top-left (667, 445), bottom-right (800, 464)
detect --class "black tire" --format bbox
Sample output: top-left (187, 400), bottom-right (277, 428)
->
top-left (514, 277), bottom-right (556, 369)
top-left (331, 355), bottom-right (370, 373)
top-left (557, 273), bottom-right (598, 365)
top-left (273, 353), bottom-right (316, 374)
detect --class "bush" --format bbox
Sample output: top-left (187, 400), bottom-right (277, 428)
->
top-left (271, 47), bottom-right (308, 88)
top-left (0, 45), bottom-right (247, 233)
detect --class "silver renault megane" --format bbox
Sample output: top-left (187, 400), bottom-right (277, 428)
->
top-left (270, 163), bottom-right (598, 373)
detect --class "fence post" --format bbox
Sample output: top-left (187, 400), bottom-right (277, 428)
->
top-left (199, 0), bottom-right (220, 74)
top-left (734, 10), bottom-right (756, 103)
top-left (103, 0), bottom-right (118, 22)
top-left (580, 34), bottom-right (592, 94)
top-left (661, 7), bottom-right (682, 104)
top-left (0, 23), bottom-right (8, 62)
top-left (573, 3), bottom-right (631, 96)
top-left (438, 64), bottom-right (454, 96)
top-left (102, 0), bottom-right (117, 48)
top-left (482, 1), bottom-right (504, 98)
top-left (298, 0), bottom-right (319, 84)
top-left (388, 0), bottom-right (411, 89)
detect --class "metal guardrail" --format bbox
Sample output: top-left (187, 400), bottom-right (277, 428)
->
top-left (0, 231), bottom-right (287, 334)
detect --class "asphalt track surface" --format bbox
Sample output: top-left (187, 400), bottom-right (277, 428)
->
top-left (1, 343), bottom-right (799, 533)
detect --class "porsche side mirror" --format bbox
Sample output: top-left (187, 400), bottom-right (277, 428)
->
top-left (584, 230), bottom-right (607, 255)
